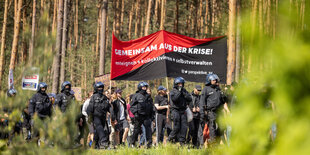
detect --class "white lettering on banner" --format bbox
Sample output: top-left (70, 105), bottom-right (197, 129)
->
top-left (115, 55), bottom-right (212, 67)
top-left (181, 69), bottom-right (213, 75)
top-left (159, 43), bottom-right (164, 49)
top-left (115, 44), bottom-right (214, 56)
top-left (187, 48), bottom-right (213, 55)
top-left (151, 44), bottom-right (157, 51)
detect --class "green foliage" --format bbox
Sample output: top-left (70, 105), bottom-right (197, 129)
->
top-left (220, 0), bottom-right (310, 155)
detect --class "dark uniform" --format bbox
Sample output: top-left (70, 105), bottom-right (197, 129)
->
top-left (199, 74), bottom-right (226, 143)
top-left (130, 82), bottom-right (154, 148)
top-left (154, 86), bottom-right (170, 144)
top-left (87, 82), bottom-right (113, 149)
top-left (188, 89), bottom-right (203, 147)
top-left (28, 83), bottom-right (52, 120)
top-left (168, 77), bottom-right (192, 145)
top-left (55, 81), bottom-right (75, 113)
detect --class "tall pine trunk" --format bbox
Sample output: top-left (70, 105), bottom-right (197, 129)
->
top-left (128, 2), bottom-right (134, 40)
top-left (115, 0), bottom-right (120, 38)
top-left (144, 0), bottom-right (152, 36)
top-left (95, 5), bottom-right (101, 63)
top-left (204, 0), bottom-right (211, 37)
top-left (52, 0), bottom-right (64, 93)
top-left (21, 5), bottom-right (28, 63)
top-left (9, 0), bottom-right (23, 71)
top-left (235, 0), bottom-right (241, 81)
top-left (29, 0), bottom-right (36, 65)
top-left (174, 0), bottom-right (179, 33)
top-left (153, 0), bottom-right (159, 31)
top-left (52, 0), bottom-right (58, 34)
top-left (120, 0), bottom-right (124, 33)
top-left (134, 0), bottom-right (141, 38)
top-left (199, 0), bottom-right (203, 37)
top-left (0, 0), bottom-right (9, 90)
top-left (60, 0), bottom-right (69, 84)
top-left (99, 0), bottom-right (108, 75)
top-left (160, 0), bottom-right (165, 30)
top-left (227, 0), bottom-right (237, 85)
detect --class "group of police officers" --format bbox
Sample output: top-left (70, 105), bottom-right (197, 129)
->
top-left (2, 73), bottom-right (231, 149)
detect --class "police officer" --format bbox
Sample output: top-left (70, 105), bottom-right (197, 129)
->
top-left (28, 82), bottom-right (52, 120)
top-left (55, 81), bottom-right (75, 113)
top-left (154, 86), bottom-right (170, 145)
top-left (167, 77), bottom-right (192, 145)
top-left (87, 82), bottom-right (114, 149)
top-left (129, 82), bottom-right (154, 148)
top-left (199, 74), bottom-right (227, 144)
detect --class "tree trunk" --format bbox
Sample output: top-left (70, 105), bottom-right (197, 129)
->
top-left (153, 0), bottom-right (159, 31)
top-left (300, 0), bottom-right (305, 31)
top-left (204, 0), bottom-right (210, 37)
top-left (72, 0), bottom-right (78, 85)
top-left (128, 2), bottom-right (134, 40)
top-left (105, 15), bottom-right (109, 53)
top-left (9, 0), bottom-right (23, 71)
top-left (174, 0), bottom-right (179, 33)
top-left (134, 0), bottom-right (141, 38)
top-left (29, 0), bottom-right (36, 65)
top-left (191, 1), bottom-right (196, 37)
top-left (52, 0), bottom-right (58, 34)
top-left (0, 0), bottom-right (9, 90)
top-left (258, 0), bottom-right (263, 35)
top-left (14, 0), bottom-right (17, 18)
top-left (115, 0), bottom-right (120, 38)
top-left (227, 0), bottom-right (237, 85)
top-left (40, 0), bottom-right (44, 17)
top-left (266, 0), bottom-right (271, 35)
top-left (140, 0), bottom-right (146, 37)
top-left (112, 0), bottom-right (116, 34)
top-left (211, 0), bottom-right (216, 35)
top-left (273, 0), bottom-right (278, 39)
top-left (79, 0), bottom-right (88, 45)
top-left (186, 0), bottom-right (190, 35)
top-left (99, 0), bottom-right (108, 75)
top-left (199, 0), bottom-right (203, 37)
top-left (251, 0), bottom-right (258, 38)
top-left (235, 0), bottom-right (241, 82)
top-left (160, 0), bottom-right (165, 30)
top-left (52, 0), bottom-right (64, 93)
top-left (21, 5), bottom-right (27, 63)
top-left (95, 5), bottom-right (101, 62)
top-left (120, 0), bottom-right (124, 33)
top-left (60, 0), bottom-right (69, 85)
top-left (144, 0), bottom-right (152, 36)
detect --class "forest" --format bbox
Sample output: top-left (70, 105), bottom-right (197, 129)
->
top-left (0, 0), bottom-right (309, 154)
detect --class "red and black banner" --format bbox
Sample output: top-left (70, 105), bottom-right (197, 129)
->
top-left (110, 30), bottom-right (227, 83)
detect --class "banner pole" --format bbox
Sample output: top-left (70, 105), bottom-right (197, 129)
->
top-left (110, 80), bottom-right (112, 93)
top-left (165, 77), bottom-right (169, 90)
